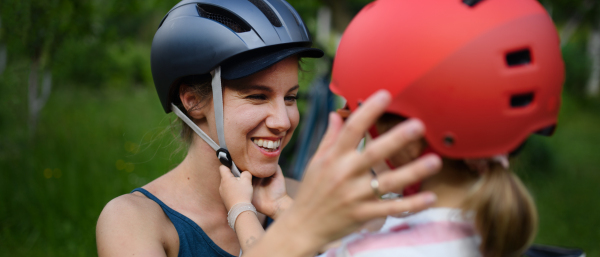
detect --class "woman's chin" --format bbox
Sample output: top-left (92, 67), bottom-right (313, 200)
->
top-left (247, 162), bottom-right (279, 178)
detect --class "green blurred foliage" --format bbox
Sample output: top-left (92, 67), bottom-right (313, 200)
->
top-left (540, 0), bottom-right (600, 29)
top-left (562, 36), bottom-right (592, 97)
top-left (0, 0), bottom-right (599, 256)
top-left (0, 59), bottom-right (185, 255)
top-left (0, 0), bottom-right (178, 88)
top-left (0, 0), bottom-right (94, 58)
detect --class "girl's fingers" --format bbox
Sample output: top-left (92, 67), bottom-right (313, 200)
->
top-left (355, 192), bottom-right (437, 221)
top-left (240, 170), bottom-right (253, 181)
top-left (376, 154), bottom-right (441, 194)
top-left (219, 165), bottom-right (234, 179)
top-left (353, 119), bottom-right (425, 173)
top-left (334, 90), bottom-right (391, 154)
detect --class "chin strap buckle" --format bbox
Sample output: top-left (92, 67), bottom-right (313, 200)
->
top-left (216, 148), bottom-right (233, 168)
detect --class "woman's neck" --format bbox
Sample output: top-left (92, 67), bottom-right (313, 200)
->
top-left (420, 159), bottom-right (479, 209)
top-left (148, 136), bottom-right (227, 211)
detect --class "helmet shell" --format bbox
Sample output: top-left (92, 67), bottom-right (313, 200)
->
top-left (330, 0), bottom-right (564, 158)
top-left (152, 0), bottom-right (313, 113)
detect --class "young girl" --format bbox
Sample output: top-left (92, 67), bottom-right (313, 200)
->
top-left (220, 0), bottom-right (564, 256)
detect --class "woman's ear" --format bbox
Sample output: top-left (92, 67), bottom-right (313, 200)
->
top-left (179, 84), bottom-right (207, 120)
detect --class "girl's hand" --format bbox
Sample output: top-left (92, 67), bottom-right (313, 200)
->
top-left (252, 165), bottom-right (293, 219)
top-left (219, 166), bottom-right (253, 211)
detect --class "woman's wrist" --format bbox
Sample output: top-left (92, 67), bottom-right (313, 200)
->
top-left (270, 195), bottom-right (294, 220)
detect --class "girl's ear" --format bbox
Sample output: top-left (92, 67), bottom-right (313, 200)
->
top-left (179, 84), bottom-right (207, 120)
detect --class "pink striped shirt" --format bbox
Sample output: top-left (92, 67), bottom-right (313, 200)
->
top-left (321, 208), bottom-right (481, 257)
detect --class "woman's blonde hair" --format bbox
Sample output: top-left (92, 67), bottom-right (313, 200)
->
top-left (169, 74), bottom-right (213, 144)
top-left (461, 162), bottom-right (538, 257)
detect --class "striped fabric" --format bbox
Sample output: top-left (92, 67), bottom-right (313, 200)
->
top-left (321, 208), bottom-right (481, 257)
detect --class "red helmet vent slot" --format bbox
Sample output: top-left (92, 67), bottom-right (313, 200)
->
top-left (510, 92), bottom-right (535, 108)
top-left (462, 0), bottom-right (486, 7)
top-left (506, 49), bottom-right (532, 67)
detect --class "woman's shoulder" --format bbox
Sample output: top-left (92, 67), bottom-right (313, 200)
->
top-left (99, 192), bottom-right (164, 222)
top-left (96, 192), bottom-right (175, 256)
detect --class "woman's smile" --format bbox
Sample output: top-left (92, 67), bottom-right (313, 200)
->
top-left (251, 137), bottom-right (283, 154)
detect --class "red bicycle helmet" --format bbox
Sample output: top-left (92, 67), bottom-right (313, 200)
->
top-left (331, 0), bottom-right (564, 158)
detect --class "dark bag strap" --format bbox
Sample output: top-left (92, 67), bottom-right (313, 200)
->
top-left (525, 244), bottom-right (585, 257)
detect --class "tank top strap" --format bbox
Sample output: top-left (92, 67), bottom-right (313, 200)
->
top-left (130, 188), bottom-right (236, 257)
top-left (132, 187), bottom-right (172, 209)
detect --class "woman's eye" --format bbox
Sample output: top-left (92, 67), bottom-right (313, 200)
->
top-left (284, 95), bottom-right (298, 102)
top-left (246, 94), bottom-right (267, 100)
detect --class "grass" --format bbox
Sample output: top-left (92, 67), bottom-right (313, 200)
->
top-left (0, 61), bottom-right (184, 256)
top-left (0, 59), bottom-right (599, 256)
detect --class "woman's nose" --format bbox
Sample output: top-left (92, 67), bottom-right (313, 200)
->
top-left (265, 101), bottom-right (291, 133)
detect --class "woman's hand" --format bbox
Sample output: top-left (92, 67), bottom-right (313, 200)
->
top-left (243, 90), bottom-right (441, 257)
top-left (251, 165), bottom-right (293, 219)
top-left (219, 166), bottom-right (253, 211)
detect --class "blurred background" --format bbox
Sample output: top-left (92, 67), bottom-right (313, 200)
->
top-left (0, 0), bottom-right (598, 256)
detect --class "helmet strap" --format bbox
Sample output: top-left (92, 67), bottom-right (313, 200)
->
top-left (209, 66), bottom-right (241, 176)
top-left (170, 66), bottom-right (241, 177)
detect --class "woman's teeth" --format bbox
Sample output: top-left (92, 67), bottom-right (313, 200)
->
top-left (253, 138), bottom-right (281, 151)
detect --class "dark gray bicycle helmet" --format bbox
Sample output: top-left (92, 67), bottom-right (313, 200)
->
top-left (151, 0), bottom-right (323, 176)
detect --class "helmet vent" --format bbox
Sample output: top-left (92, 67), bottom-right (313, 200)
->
top-left (510, 92), bottom-right (534, 108)
top-left (443, 136), bottom-right (455, 146)
top-left (248, 0), bottom-right (283, 27)
top-left (506, 49), bottom-right (532, 67)
top-left (282, 1), bottom-right (300, 26)
top-left (535, 124), bottom-right (556, 136)
top-left (462, 0), bottom-right (485, 7)
top-left (197, 4), bottom-right (251, 33)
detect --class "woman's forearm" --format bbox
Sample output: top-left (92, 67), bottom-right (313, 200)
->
top-left (242, 211), bottom-right (325, 257)
top-left (271, 195), bottom-right (294, 220)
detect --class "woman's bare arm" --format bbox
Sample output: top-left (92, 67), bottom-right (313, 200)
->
top-left (96, 194), bottom-right (169, 257)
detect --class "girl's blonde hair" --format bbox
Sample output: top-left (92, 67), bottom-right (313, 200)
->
top-left (461, 162), bottom-right (538, 257)
top-left (377, 113), bottom-right (538, 257)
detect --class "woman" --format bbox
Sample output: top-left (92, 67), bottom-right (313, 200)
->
top-left (96, 0), bottom-right (439, 256)
top-left (239, 0), bottom-right (565, 256)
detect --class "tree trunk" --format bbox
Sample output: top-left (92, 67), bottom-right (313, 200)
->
top-left (28, 58), bottom-right (52, 136)
top-left (561, 16), bottom-right (584, 47)
top-left (321, 0), bottom-right (352, 33)
top-left (586, 25), bottom-right (600, 97)
top-left (316, 7), bottom-right (332, 48)
top-left (0, 16), bottom-right (5, 75)
top-left (560, 0), bottom-right (595, 47)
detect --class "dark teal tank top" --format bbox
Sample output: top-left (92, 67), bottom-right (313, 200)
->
top-left (132, 188), bottom-right (237, 257)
